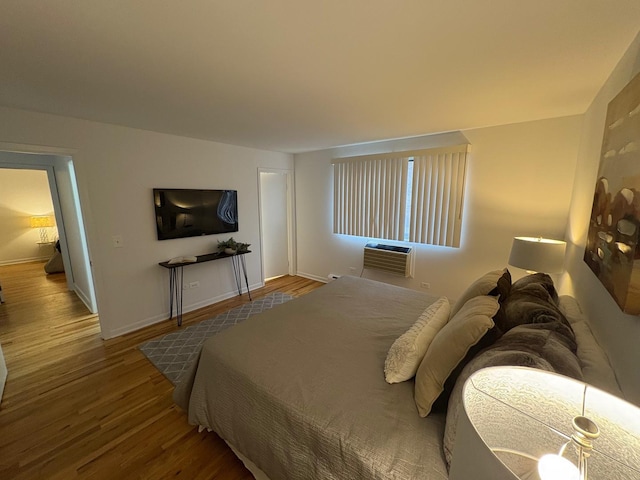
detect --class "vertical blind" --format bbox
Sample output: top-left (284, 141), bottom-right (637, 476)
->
top-left (408, 146), bottom-right (468, 247)
top-left (332, 144), bottom-right (469, 248)
top-left (333, 155), bottom-right (408, 241)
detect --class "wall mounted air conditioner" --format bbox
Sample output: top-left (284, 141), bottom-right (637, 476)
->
top-left (363, 242), bottom-right (413, 277)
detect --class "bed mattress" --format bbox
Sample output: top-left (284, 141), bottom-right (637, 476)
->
top-left (174, 276), bottom-right (448, 479)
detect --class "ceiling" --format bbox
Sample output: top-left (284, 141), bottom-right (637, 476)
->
top-left (1, 1), bottom-right (640, 154)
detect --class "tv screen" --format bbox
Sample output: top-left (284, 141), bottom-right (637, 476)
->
top-left (153, 188), bottom-right (238, 240)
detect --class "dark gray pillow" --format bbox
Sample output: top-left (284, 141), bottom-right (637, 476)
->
top-left (511, 272), bottom-right (559, 304)
top-left (496, 274), bottom-right (573, 342)
top-left (442, 323), bottom-right (582, 469)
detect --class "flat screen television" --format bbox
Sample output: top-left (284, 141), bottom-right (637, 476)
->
top-left (153, 188), bottom-right (238, 240)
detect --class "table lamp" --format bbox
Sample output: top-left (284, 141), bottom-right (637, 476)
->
top-left (30, 215), bottom-right (55, 243)
top-left (448, 366), bottom-right (640, 480)
top-left (508, 236), bottom-right (567, 273)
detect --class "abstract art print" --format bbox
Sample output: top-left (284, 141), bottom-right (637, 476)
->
top-left (585, 72), bottom-right (640, 314)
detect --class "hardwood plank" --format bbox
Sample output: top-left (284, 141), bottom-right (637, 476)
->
top-left (0, 262), bottom-right (323, 479)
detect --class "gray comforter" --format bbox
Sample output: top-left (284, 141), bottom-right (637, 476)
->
top-left (174, 276), bottom-right (448, 480)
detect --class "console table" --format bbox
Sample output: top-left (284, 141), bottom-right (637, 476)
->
top-left (159, 250), bottom-right (251, 326)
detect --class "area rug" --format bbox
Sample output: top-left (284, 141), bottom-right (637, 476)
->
top-left (139, 292), bottom-right (293, 385)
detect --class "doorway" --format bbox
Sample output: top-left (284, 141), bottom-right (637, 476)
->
top-left (258, 169), bottom-right (295, 281)
top-left (0, 150), bottom-right (98, 317)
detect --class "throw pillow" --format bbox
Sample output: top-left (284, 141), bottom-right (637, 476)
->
top-left (496, 274), bottom-right (572, 338)
top-left (442, 322), bottom-right (582, 467)
top-left (450, 268), bottom-right (509, 317)
top-left (384, 297), bottom-right (451, 384)
top-left (512, 272), bottom-right (559, 304)
top-left (493, 267), bottom-right (512, 300)
top-left (414, 295), bottom-right (499, 417)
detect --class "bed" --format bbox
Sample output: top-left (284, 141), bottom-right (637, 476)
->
top-left (173, 272), bottom-right (621, 480)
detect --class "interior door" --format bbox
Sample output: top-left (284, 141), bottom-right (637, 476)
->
top-left (259, 171), bottom-right (289, 280)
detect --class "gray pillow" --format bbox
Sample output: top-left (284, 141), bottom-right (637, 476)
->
top-left (450, 268), bottom-right (508, 317)
top-left (442, 323), bottom-right (582, 469)
top-left (511, 272), bottom-right (559, 304)
top-left (497, 275), bottom-right (572, 339)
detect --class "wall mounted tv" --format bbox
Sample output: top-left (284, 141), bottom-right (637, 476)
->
top-left (153, 188), bottom-right (238, 240)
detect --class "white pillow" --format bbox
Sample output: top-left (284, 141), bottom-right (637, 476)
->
top-left (450, 268), bottom-right (507, 317)
top-left (384, 297), bottom-right (450, 384)
top-left (414, 295), bottom-right (499, 417)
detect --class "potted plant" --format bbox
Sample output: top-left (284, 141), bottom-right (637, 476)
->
top-left (237, 242), bottom-right (251, 253)
top-left (218, 237), bottom-right (239, 255)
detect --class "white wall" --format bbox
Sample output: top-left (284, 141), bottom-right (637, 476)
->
top-left (562, 31), bottom-right (640, 404)
top-left (0, 168), bottom-right (55, 264)
top-left (0, 106), bottom-right (293, 338)
top-left (295, 116), bottom-right (582, 298)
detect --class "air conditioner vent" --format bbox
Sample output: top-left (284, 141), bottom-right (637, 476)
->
top-left (363, 243), bottom-right (412, 277)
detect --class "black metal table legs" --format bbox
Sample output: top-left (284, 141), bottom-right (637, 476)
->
top-left (165, 254), bottom-right (251, 327)
top-left (231, 254), bottom-right (252, 300)
top-left (168, 265), bottom-right (184, 326)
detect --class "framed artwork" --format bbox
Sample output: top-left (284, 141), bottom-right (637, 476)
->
top-left (584, 71), bottom-right (640, 314)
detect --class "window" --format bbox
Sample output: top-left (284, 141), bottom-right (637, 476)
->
top-left (332, 145), bottom-right (469, 248)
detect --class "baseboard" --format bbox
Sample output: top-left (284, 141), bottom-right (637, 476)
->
top-left (0, 256), bottom-right (48, 266)
top-left (104, 281), bottom-right (266, 339)
top-left (296, 271), bottom-right (329, 283)
top-left (73, 284), bottom-right (96, 314)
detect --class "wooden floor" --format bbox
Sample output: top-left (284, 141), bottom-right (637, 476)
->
top-left (0, 262), bottom-right (323, 479)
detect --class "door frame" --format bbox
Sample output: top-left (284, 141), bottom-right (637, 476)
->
top-left (0, 158), bottom-right (74, 290)
top-left (257, 168), bottom-right (296, 282)
top-left (0, 145), bottom-right (99, 317)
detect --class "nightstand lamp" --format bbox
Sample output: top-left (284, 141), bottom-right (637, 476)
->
top-left (449, 366), bottom-right (640, 480)
top-left (508, 236), bottom-right (566, 274)
top-left (30, 215), bottom-right (55, 243)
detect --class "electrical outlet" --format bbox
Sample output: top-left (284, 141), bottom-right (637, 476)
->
top-left (420, 282), bottom-right (431, 289)
top-left (189, 281), bottom-right (200, 289)
top-left (183, 283), bottom-right (189, 290)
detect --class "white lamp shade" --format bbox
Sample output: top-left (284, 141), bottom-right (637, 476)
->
top-left (449, 366), bottom-right (640, 480)
top-left (508, 236), bottom-right (566, 273)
